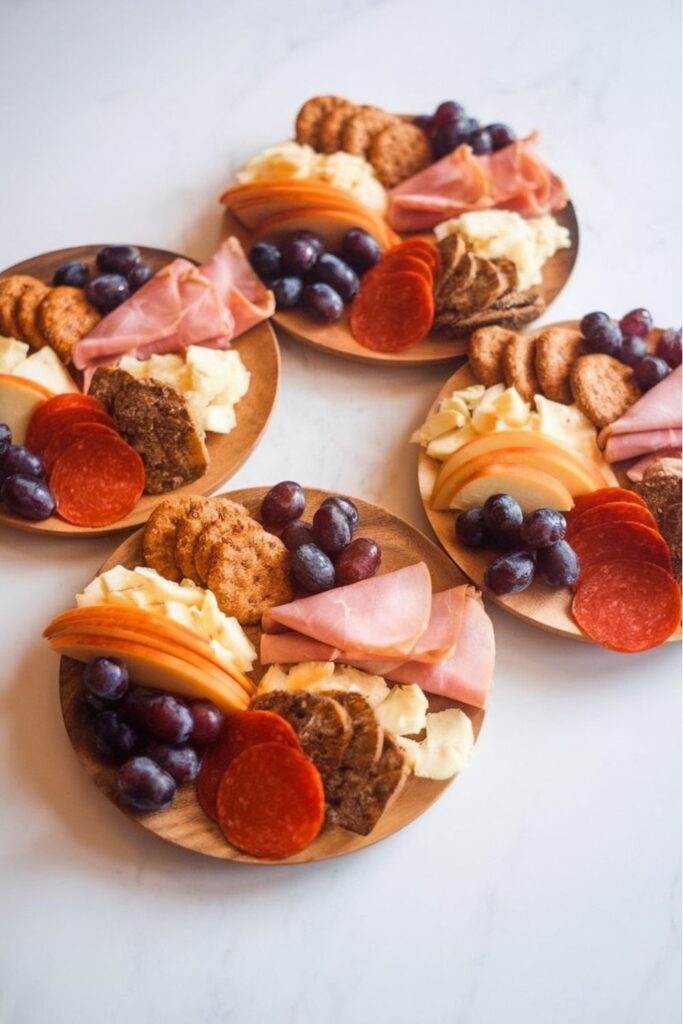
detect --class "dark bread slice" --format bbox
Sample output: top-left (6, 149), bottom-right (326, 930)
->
top-left (634, 458), bottom-right (682, 584)
top-left (321, 690), bottom-right (384, 802)
top-left (250, 691), bottom-right (352, 779)
top-left (326, 732), bottom-right (409, 836)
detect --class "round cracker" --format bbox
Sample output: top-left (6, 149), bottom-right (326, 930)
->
top-left (318, 101), bottom-right (359, 154)
top-left (36, 286), bottom-right (100, 363)
top-left (0, 275), bottom-right (43, 339)
top-left (143, 495), bottom-right (206, 583)
top-left (570, 354), bottom-right (642, 428)
top-left (295, 95), bottom-right (348, 149)
top-left (370, 122), bottom-right (432, 188)
top-left (206, 530), bottom-right (292, 624)
top-left (174, 497), bottom-right (250, 583)
top-left (16, 280), bottom-right (51, 348)
top-left (341, 108), bottom-right (398, 156)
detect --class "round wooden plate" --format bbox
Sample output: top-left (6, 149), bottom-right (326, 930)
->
top-left (58, 487), bottom-right (487, 863)
top-left (417, 325), bottom-right (681, 642)
top-left (0, 246), bottom-right (280, 536)
top-left (222, 199), bottom-right (578, 368)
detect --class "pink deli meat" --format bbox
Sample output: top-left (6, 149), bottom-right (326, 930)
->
top-left (261, 563), bottom-right (433, 659)
top-left (388, 132), bottom-right (569, 232)
top-left (603, 428), bottom-right (682, 464)
top-left (626, 449), bottom-right (683, 482)
top-left (599, 365), bottom-right (682, 444)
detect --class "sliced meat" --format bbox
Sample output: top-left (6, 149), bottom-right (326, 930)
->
top-left (603, 428), bottom-right (682, 464)
top-left (199, 237), bottom-right (275, 338)
top-left (599, 365), bottom-right (682, 442)
top-left (249, 690), bottom-right (352, 780)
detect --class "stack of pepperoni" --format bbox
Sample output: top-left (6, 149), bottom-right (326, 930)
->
top-left (26, 394), bottom-right (144, 527)
top-left (350, 239), bottom-right (439, 353)
top-left (568, 487), bottom-right (681, 652)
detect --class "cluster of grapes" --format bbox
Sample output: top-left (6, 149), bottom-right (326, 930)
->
top-left (249, 227), bottom-right (381, 324)
top-left (0, 423), bottom-right (55, 520)
top-left (456, 494), bottom-right (579, 596)
top-left (261, 481), bottom-right (382, 594)
top-left (81, 656), bottom-right (224, 812)
top-left (415, 100), bottom-right (516, 159)
top-left (54, 245), bottom-right (154, 315)
top-left (580, 308), bottom-right (681, 391)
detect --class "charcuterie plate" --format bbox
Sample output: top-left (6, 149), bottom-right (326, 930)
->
top-left (0, 246), bottom-right (280, 536)
top-left (417, 343), bottom-right (681, 644)
top-left (222, 202), bottom-right (579, 369)
top-left (58, 487), bottom-right (486, 864)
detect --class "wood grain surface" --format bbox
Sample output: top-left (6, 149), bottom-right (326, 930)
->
top-left (0, 246), bottom-right (280, 536)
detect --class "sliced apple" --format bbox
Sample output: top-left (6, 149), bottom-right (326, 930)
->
top-left (49, 633), bottom-right (250, 714)
top-left (449, 462), bottom-right (574, 513)
top-left (252, 206), bottom-right (395, 251)
top-left (11, 347), bottom-right (79, 395)
top-left (0, 373), bottom-right (53, 445)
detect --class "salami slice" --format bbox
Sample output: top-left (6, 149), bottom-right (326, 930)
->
top-left (216, 742), bottom-right (324, 860)
top-left (570, 487), bottom-right (648, 518)
top-left (373, 254), bottom-right (434, 285)
top-left (350, 270), bottom-right (434, 352)
top-left (43, 421), bottom-right (121, 475)
top-left (572, 521), bottom-right (673, 580)
top-left (26, 393), bottom-right (107, 446)
top-left (50, 434), bottom-right (144, 526)
top-left (197, 710), bottom-right (301, 823)
top-left (567, 501), bottom-right (658, 540)
top-left (384, 239), bottom-right (440, 274)
top-left (572, 559), bottom-right (681, 652)
top-left (27, 406), bottom-right (118, 455)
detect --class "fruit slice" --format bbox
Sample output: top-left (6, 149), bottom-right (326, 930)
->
top-left (252, 207), bottom-right (396, 252)
top-left (0, 373), bottom-right (53, 445)
top-left (49, 633), bottom-right (250, 714)
top-left (449, 462), bottom-right (574, 512)
top-left (221, 180), bottom-right (375, 222)
top-left (43, 605), bottom-right (254, 695)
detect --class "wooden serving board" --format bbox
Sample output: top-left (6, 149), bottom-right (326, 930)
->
top-left (417, 332), bottom-right (681, 643)
top-left (0, 246), bottom-right (280, 536)
top-left (59, 487), bottom-right (486, 863)
top-left (222, 200), bottom-right (578, 368)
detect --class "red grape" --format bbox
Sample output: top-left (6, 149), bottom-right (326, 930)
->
top-left (487, 123), bottom-right (516, 150)
top-left (0, 445), bottom-right (44, 482)
top-left (282, 235), bottom-right (319, 274)
top-left (116, 756), bottom-right (175, 811)
top-left (335, 538), bottom-right (381, 585)
top-left (619, 334), bottom-right (648, 367)
top-left (470, 128), bottom-right (493, 155)
top-left (261, 481), bottom-right (305, 527)
top-left (536, 540), bottom-right (579, 587)
top-left (1, 475), bottom-right (55, 520)
top-left (619, 307), bottom-right (653, 338)
top-left (96, 245), bottom-right (140, 276)
top-left (0, 424), bottom-right (10, 456)
top-left (320, 495), bottom-right (359, 531)
top-left (53, 260), bottom-right (89, 287)
top-left (341, 229), bottom-right (382, 275)
top-left (86, 274), bottom-right (129, 313)
top-left (289, 230), bottom-right (323, 256)
top-left (291, 543), bottom-right (335, 593)
top-left (311, 253), bottom-right (359, 302)
top-left (83, 656), bottom-right (129, 700)
top-left (145, 742), bottom-right (201, 784)
top-left (580, 311), bottom-right (611, 337)
top-left (91, 710), bottom-right (138, 761)
top-left (189, 700), bottom-right (224, 745)
top-left (583, 320), bottom-right (622, 357)
top-left (634, 355), bottom-right (671, 391)
top-left (249, 242), bottom-right (282, 279)
top-left (482, 494), bottom-right (523, 547)
top-left (281, 519), bottom-right (315, 550)
top-left (312, 504), bottom-right (351, 556)
top-left (484, 550), bottom-right (535, 595)
top-left (142, 694), bottom-right (193, 745)
top-left (271, 277), bottom-right (303, 309)
top-left (520, 509), bottom-right (566, 548)
top-left (302, 282), bottom-right (344, 322)
top-left (455, 508), bottom-right (488, 547)
top-left (434, 100), bottom-right (466, 125)
top-left (656, 328), bottom-right (682, 368)
top-left (127, 263), bottom-right (154, 292)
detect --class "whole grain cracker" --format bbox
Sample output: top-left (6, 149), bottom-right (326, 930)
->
top-left (534, 326), bottom-right (584, 404)
top-left (143, 495), bottom-right (207, 583)
top-left (295, 95), bottom-right (348, 149)
top-left (37, 286), bottom-right (100, 363)
top-left (570, 354), bottom-right (642, 428)
top-left (369, 122), bottom-right (432, 188)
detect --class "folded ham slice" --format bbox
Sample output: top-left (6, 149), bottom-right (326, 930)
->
top-left (199, 237), bottom-right (275, 338)
top-left (388, 132), bottom-right (569, 232)
top-left (604, 428), bottom-right (682, 464)
top-left (599, 366), bottom-right (682, 446)
top-left (262, 563), bottom-right (432, 658)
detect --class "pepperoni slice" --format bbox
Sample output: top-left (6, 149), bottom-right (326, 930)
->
top-left (350, 270), bottom-right (434, 352)
top-left (50, 435), bottom-right (144, 527)
top-left (384, 239), bottom-right (440, 274)
top-left (572, 521), bottom-right (673, 580)
top-left (570, 487), bottom-right (648, 518)
top-left (567, 501), bottom-right (658, 540)
top-left (27, 407), bottom-right (118, 455)
top-left (26, 393), bottom-right (107, 446)
top-left (216, 742), bottom-right (324, 860)
top-left (373, 254), bottom-right (434, 285)
top-left (197, 710), bottom-right (301, 822)
top-left (43, 421), bottom-right (121, 476)
top-left (572, 559), bottom-right (681, 652)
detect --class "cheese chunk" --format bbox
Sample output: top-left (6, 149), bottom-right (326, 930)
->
top-left (375, 684), bottom-right (428, 737)
top-left (11, 347), bottom-right (79, 394)
top-left (288, 661), bottom-right (335, 689)
top-left (397, 708), bottom-right (474, 780)
top-left (0, 337), bottom-right (29, 371)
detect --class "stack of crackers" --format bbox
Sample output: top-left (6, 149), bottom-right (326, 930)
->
top-left (433, 234), bottom-right (545, 336)
top-left (0, 274), bottom-right (100, 363)
top-left (295, 95), bottom-right (432, 188)
top-left (143, 495), bottom-right (293, 624)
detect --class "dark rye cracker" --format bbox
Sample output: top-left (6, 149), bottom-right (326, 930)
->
top-left (250, 691), bottom-right (352, 780)
top-left (326, 732), bottom-right (409, 836)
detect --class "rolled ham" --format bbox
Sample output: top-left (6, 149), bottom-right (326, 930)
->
top-left (604, 428), bottom-right (682, 464)
top-left (600, 365), bottom-right (682, 443)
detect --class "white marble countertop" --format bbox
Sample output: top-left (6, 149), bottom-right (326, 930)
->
top-left (1, 0), bottom-right (680, 1021)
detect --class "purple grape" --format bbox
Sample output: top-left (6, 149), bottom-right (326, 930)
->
top-left (96, 245), bottom-right (140, 276)
top-left (432, 121), bottom-right (468, 158)
top-left (282, 236), bottom-right (319, 275)
top-left (120, 686), bottom-right (156, 727)
top-left (83, 657), bottom-right (129, 700)
top-left (334, 538), bottom-right (381, 586)
top-left (142, 694), bottom-right (193, 745)
top-left (520, 508), bottom-right (566, 548)
top-left (484, 550), bottom-right (536, 595)
top-left (434, 101), bottom-right (466, 125)
top-left (145, 742), bottom-right (200, 784)
top-left (116, 756), bottom-right (175, 812)
top-left (91, 710), bottom-right (138, 761)
top-left (634, 355), bottom-right (671, 391)
top-left (469, 128), bottom-right (494, 155)
top-left (311, 253), bottom-right (359, 302)
top-left (281, 519), bottom-right (315, 550)
top-left (189, 701), bottom-right (224, 746)
top-left (341, 228), bottom-right (382, 275)
top-left (583, 320), bottom-right (622, 358)
top-left (271, 276), bottom-right (303, 309)
top-left (86, 273), bottom-right (129, 313)
top-left (464, 117), bottom-right (481, 134)
top-left (536, 540), bottom-right (579, 587)
top-left (656, 328), bottom-right (682, 368)
top-left (291, 543), bottom-right (336, 593)
top-left (302, 282), bottom-right (344, 323)
top-left (0, 445), bottom-right (44, 482)
top-left (414, 114), bottom-right (434, 132)
top-left (619, 334), bottom-right (648, 367)
top-left (487, 123), bottom-right (516, 150)
top-left (249, 242), bottom-right (283, 279)
top-left (482, 494), bottom-right (523, 547)
top-left (0, 424), bottom-right (10, 457)
top-left (127, 263), bottom-right (154, 292)
top-left (620, 307), bottom-right (653, 339)
top-left (580, 311), bottom-right (611, 337)
top-left (455, 507), bottom-right (488, 547)
top-left (320, 495), bottom-right (359, 531)
top-left (53, 260), bottom-right (89, 288)
top-left (312, 504), bottom-right (352, 557)
top-left (289, 230), bottom-right (324, 257)
top-left (1, 475), bottom-right (55, 520)
top-left (83, 690), bottom-right (108, 715)
top-left (261, 480), bottom-right (305, 527)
